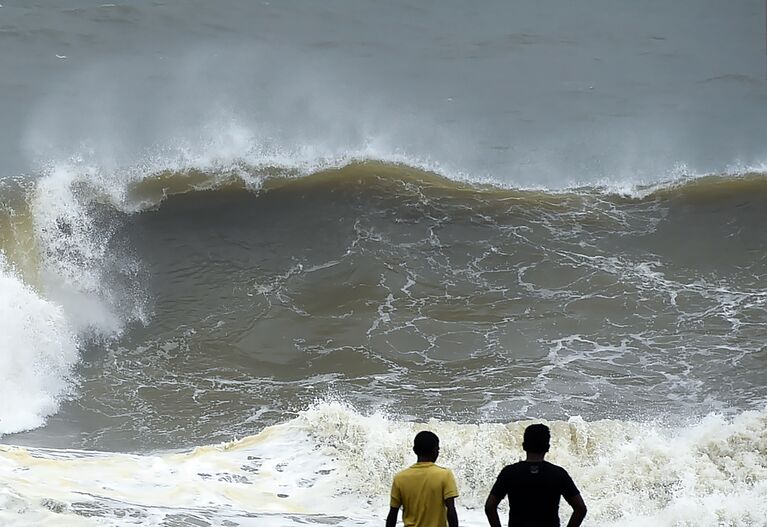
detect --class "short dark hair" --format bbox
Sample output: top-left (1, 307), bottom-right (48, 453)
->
top-left (523, 424), bottom-right (550, 453)
top-left (413, 431), bottom-right (439, 456)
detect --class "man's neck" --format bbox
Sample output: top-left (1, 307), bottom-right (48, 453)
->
top-left (525, 452), bottom-right (546, 462)
top-left (416, 456), bottom-right (437, 463)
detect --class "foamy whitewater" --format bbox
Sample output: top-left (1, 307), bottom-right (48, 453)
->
top-left (2, 403), bottom-right (767, 526)
top-left (2, 1), bottom-right (767, 525)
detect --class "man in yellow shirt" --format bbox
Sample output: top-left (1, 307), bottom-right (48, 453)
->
top-left (386, 431), bottom-right (459, 527)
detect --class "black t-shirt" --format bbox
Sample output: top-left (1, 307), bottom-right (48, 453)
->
top-left (490, 461), bottom-right (579, 527)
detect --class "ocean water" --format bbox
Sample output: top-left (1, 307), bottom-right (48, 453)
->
top-left (1, 1), bottom-right (767, 525)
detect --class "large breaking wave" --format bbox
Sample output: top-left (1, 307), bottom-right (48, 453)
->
top-left (1, 153), bottom-right (767, 436)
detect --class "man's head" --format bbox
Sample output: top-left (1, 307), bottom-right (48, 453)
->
top-left (523, 423), bottom-right (550, 454)
top-left (413, 430), bottom-right (440, 461)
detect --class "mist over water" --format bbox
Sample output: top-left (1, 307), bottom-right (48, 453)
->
top-left (1, 1), bottom-right (767, 525)
top-left (4, 0), bottom-right (767, 185)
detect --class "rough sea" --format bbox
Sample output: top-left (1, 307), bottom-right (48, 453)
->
top-left (1, 1), bottom-right (767, 525)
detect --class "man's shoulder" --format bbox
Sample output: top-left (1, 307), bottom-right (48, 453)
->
top-left (394, 463), bottom-right (453, 477)
top-left (491, 461), bottom-right (519, 481)
top-left (542, 461), bottom-right (571, 475)
top-left (423, 464), bottom-right (456, 480)
top-left (393, 466), bottom-right (413, 480)
top-left (541, 461), bottom-right (577, 487)
top-left (501, 461), bottom-right (526, 472)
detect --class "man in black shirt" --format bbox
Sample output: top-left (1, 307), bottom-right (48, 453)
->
top-left (484, 424), bottom-right (587, 527)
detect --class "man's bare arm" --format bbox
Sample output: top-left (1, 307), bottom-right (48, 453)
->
top-left (483, 493), bottom-right (503, 527)
top-left (564, 493), bottom-right (587, 527)
top-left (445, 497), bottom-right (459, 527)
top-left (385, 506), bottom-right (399, 527)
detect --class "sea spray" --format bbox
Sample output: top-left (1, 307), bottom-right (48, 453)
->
top-left (0, 255), bottom-right (78, 435)
top-left (30, 162), bottom-right (141, 335)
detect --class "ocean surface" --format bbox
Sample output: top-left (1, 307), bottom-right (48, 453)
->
top-left (2, 1), bottom-right (767, 525)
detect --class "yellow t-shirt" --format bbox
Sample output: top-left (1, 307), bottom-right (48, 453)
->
top-left (390, 462), bottom-right (459, 527)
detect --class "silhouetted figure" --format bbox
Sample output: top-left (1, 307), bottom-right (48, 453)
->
top-left (484, 424), bottom-right (586, 527)
top-left (386, 431), bottom-right (459, 527)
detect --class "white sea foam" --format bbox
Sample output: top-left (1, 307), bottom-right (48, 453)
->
top-left (0, 402), bottom-right (765, 526)
top-left (0, 255), bottom-right (79, 435)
